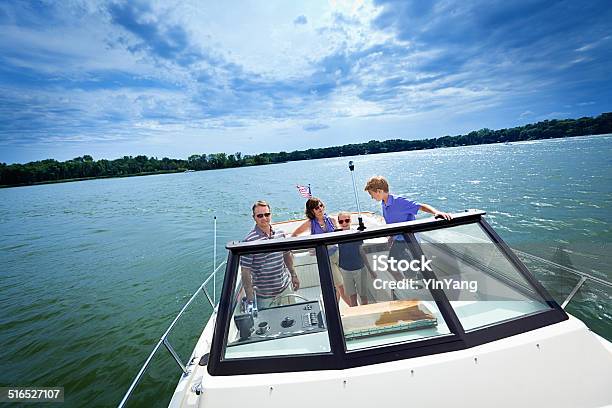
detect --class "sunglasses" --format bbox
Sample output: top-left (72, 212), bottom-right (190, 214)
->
top-left (255, 212), bottom-right (271, 218)
top-left (314, 203), bottom-right (325, 209)
top-left (338, 219), bottom-right (351, 224)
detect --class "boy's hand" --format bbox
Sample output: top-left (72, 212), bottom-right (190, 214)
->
top-left (434, 211), bottom-right (453, 220)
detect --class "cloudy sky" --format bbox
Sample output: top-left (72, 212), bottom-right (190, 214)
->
top-left (1, 0), bottom-right (611, 163)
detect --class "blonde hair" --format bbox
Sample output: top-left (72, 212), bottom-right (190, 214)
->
top-left (364, 176), bottom-right (389, 193)
top-left (337, 211), bottom-right (351, 220)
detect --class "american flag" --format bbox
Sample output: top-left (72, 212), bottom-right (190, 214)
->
top-left (296, 184), bottom-right (312, 198)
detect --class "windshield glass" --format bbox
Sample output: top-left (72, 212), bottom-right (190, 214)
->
top-left (329, 234), bottom-right (453, 351)
top-left (416, 223), bottom-right (551, 330)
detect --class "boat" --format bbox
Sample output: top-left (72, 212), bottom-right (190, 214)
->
top-left (118, 209), bottom-right (612, 408)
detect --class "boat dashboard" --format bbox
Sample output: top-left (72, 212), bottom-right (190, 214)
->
top-left (231, 300), bottom-right (326, 345)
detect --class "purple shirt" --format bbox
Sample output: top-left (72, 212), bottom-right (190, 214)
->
top-left (382, 194), bottom-right (421, 240)
top-left (310, 215), bottom-right (338, 255)
top-left (309, 214), bottom-right (335, 234)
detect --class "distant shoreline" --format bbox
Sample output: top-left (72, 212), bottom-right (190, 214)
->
top-left (0, 169), bottom-right (186, 189)
top-left (1, 112), bottom-right (610, 188)
top-left (1, 133), bottom-right (607, 189)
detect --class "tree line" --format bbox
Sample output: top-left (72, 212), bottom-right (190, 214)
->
top-left (1, 112), bottom-right (611, 187)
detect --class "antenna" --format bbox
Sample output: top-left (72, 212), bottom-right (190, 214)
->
top-left (348, 161), bottom-right (366, 231)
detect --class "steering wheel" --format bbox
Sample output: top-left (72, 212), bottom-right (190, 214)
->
top-left (268, 293), bottom-right (309, 307)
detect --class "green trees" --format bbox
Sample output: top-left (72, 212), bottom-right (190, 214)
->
top-left (1, 112), bottom-right (611, 187)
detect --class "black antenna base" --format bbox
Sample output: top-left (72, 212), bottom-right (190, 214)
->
top-left (356, 216), bottom-right (366, 231)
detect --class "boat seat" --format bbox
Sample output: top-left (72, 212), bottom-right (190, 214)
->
top-left (292, 252), bottom-right (320, 289)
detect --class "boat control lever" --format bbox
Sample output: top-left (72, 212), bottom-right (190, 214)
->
top-left (235, 292), bottom-right (259, 341)
top-left (234, 312), bottom-right (254, 341)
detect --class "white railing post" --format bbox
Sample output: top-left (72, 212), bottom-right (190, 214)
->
top-left (213, 216), bottom-right (217, 304)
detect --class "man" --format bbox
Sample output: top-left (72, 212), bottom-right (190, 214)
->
top-left (364, 176), bottom-right (452, 279)
top-left (241, 200), bottom-right (300, 309)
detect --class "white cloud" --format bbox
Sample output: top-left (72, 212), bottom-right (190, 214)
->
top-left (1, 0), bottom-right (611, 163)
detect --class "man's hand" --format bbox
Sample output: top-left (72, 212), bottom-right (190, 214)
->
top-left (241, 267), bottom-right (255, 302)
top-left (248, 285), bottom-right (258, 302)
top-left (291, 273), bottom-right (300, 291)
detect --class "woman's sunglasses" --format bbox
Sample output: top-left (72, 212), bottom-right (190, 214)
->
top-left (338, 219), bottom-right (351, 224)
top-left (255, 212), bottom-right (271, 218)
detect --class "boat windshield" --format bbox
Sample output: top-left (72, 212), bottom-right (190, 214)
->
top-left (216, 212), bottom-right (560, 369)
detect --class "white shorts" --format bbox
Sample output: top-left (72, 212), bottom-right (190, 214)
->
top-left (340, 266), bottom-right (368, 297)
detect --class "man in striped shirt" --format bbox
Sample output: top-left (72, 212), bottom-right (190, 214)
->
top-left (241, 200), bottom-right (299, 309)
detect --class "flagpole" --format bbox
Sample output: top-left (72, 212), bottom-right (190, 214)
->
top-left (348, 161), bottom-right (366, 231)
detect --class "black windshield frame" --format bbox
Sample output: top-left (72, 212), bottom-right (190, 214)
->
top-left (207, 211), bottom-right (567, 376)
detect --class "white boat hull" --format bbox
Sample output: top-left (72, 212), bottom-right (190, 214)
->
top-left (168, 211), bottom-right (612, 407)
top-left (170, 314), bottom-right (612, 408)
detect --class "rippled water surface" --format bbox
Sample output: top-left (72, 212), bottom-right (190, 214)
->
top-left (1, 135), bottom-right (611, 406)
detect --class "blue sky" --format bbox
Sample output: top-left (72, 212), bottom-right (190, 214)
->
top-left (1, 0), bottom-right (610, 164)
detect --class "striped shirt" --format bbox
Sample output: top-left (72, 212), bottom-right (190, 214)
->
top-left (240, 226), bottom-right (290, 299)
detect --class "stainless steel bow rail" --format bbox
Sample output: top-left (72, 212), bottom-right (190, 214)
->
top-left (117, 261), bottom-right (225, 408)
top-left (513, 249), bottom-right (612, 308)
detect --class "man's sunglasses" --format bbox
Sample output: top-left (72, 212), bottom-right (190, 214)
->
top-left (255, 213), bottom-right (271, 218)
top-left (338, 219), bottom-right (351, 224)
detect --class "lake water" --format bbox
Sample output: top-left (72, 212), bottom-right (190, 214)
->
top-left (1, 135), bottom-right (611, 406)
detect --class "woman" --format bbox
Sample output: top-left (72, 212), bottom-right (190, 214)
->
top-left (292, 197), bottom-right (349, 304)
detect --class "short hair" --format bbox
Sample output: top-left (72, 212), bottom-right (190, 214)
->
top-left (305, 197), bottom-right (323, 220)
top-left (252, 200), bottom-right (270, 215)
top-left (337, 212), bottom-right (351, 220)
top-left (364, 176), bottom-right (389, 193)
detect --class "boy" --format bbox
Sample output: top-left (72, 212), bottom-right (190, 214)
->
top-left (364, 176), bottom-right (452, 278)
top-left (364, 176), bottom-right (452, 223)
